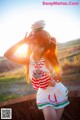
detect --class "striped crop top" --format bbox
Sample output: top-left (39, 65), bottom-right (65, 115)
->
top-left (29, 56), bottom-right (55, 90)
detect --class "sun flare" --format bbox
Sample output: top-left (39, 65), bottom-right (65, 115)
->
top-left (15, 44), bottom-right (28, 57)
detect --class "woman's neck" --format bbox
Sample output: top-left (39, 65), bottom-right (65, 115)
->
top-left (32, 53), bottom-right (43, 63)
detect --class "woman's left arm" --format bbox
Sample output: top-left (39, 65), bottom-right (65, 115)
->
top-left (4, 39), bottom-right (29, 65)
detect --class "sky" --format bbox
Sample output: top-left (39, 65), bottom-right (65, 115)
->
top-left (0, 0), bottom-right (80, 56)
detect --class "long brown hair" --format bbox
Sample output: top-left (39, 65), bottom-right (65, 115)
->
top-left (25, 29), bottom-right (61, 84)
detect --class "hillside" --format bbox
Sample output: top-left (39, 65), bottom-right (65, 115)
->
top-left (58, 39), bottom-right (80, 59)
top-left (0, 58), bottom-right (22, 72)
top-left (58, 39), bottom-right (80, 49)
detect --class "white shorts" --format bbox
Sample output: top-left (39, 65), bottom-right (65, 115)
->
top-left (36, 82), bottom-right (70, 109)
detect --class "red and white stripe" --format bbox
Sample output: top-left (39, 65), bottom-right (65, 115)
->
top-left (31, 73), bottom-right (51, 90)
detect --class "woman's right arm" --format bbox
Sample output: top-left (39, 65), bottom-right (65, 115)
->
top-left (4, 39), bottom-right (29, 65)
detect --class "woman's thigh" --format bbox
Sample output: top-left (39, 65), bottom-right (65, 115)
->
top-left (42, 106), bottom-right (58, 120)
top-left (56, 108), bottom-right (64, 120)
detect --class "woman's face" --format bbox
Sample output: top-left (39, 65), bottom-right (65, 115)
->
top-left (29, 40), bottom-right (45, 55)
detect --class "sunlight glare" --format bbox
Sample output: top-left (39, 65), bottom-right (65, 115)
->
top-left (15, 44), bottom-right (28, 57)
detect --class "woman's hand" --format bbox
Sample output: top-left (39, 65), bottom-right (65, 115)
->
top-left (54, 73), bottom-right (61, 82)
top-left (49, 73), bottom-right (61, 87)
top-left (49, 80), bottom-right (56, 87)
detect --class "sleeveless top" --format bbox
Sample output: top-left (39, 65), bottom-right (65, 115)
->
top-left (29, 56), bottom-right (55, 90)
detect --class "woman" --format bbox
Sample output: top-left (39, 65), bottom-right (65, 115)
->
top-left (4, 20), bottom-right (69, 120)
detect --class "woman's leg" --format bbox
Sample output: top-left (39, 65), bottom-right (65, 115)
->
top-left (42, 106), bottom-right (58, 120)
top-left (56, 108), bottom-right (64, 120)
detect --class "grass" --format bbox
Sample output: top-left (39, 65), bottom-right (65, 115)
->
top-left (0, 77), bottom-right (25, 102)
top-left (62, 73), bottom-right (80, 81)
top-left (0, 67), bottom-right (26, 81)
top-left (0, 94), bottom-right (20, 102)
top-left (0, 72), bottom-right (35, 103)
top-left (0, 67), bottom-right (28, 103)
top-left (0, 72), bottom-right (80, 103)
top-left (0, 76), bottom-right (25, 82)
